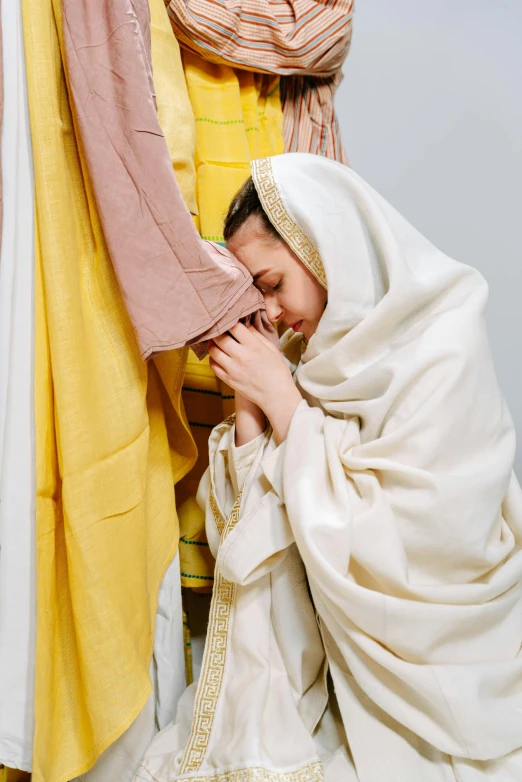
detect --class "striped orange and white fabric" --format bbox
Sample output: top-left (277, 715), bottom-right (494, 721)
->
top-left (165, 0), bottom-right (354, 163)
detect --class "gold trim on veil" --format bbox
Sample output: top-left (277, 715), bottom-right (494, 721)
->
top-left (251, 158), bottom-right (327, 290)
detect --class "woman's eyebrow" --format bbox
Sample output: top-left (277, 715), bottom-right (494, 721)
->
top-left (253, 268), bottom-right (271, 282)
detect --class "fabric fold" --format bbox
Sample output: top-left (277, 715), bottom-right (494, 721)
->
top-left (166, 0), bottom-right (353, 161)
top-left (62, 0), bottom-right (263, 361)
top-left (251, 153), bottom-right (522, 774)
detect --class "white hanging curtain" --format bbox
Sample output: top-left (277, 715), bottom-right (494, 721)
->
top-left (0, 0), bottom-right (36, 772)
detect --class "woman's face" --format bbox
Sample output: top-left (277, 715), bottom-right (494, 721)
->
top-left (227, 215), bottom-right (327, 341)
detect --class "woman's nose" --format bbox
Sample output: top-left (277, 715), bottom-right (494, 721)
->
top-left (264, 296), bottom-right (283, 324)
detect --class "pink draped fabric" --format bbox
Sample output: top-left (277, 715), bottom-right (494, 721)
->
top-left (63, 0), bottom-right (264, 360)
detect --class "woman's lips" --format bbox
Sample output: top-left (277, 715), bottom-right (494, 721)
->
top-left (290, 320), bottom-right (303, 332)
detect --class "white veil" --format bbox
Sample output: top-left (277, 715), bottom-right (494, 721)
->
top-left (249, 154), bottom-right (522, 763)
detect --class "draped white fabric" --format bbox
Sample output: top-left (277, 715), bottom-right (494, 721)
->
top-left (135, 425), bottom-right (352, 781)
top-left (0, 0), bottom-right (36, 770)
top-left (250, 153), bottom-right (522, 778)
top-left (136, 153), bottom-right (522, 780)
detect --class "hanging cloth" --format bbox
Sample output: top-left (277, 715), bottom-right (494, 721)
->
top-left (0, 0), bottom-right (36, 772)
top-left (183, 50), bottom-right (284, 244)
top-left (176, 50), bottom-right (285, 589)
top-left (165, 0), bottom-right (353, 162)
top-left (22, 0), bottom-right (196, 779)
top-left (62, 0), bottom-right (264, 362)
top-left (149, 0), bottom-right (198, 215)
top-left (71, 2), bottom-right (192, 780)
top-left (73, 552), bottom-right (186, 782)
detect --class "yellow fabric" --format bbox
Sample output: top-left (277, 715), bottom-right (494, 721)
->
top-left (149, 0), bottom-right (198, 214)
top-left (182, 51), bottom-right (284, 242)
top-left (0, 769), bottom-right (31, 782)
top-left (177, 54), bottom-right (284, 586)
top-left (182, 607), bottom-right (194, 685)
top-left (23, 0), bottom-right (196, 780)
top-left (177, 351), bottom-right (235, 590)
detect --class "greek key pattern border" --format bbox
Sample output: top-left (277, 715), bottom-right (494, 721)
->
top-left (251, 158), bottom-right (327, 290)
top-left (183, 761), bottom-right (325, 781)
top-left (209, 485), bottom-right (226, 536)
top-left (179, 487), bottom-right (243, 773)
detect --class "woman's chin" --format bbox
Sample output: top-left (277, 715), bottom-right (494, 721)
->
top-left (302, 323), bottom-right (317, 341)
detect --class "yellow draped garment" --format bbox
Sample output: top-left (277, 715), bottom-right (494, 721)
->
top-left (0, 770), bottom-right (30, 782)
top-left (23, 0), bottom-right (196, 779)
top-left (177, 52), bottom-right (284, 589)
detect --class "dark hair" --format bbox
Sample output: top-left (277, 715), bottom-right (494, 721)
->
top-left (223, 176), bottom-right (280, 243)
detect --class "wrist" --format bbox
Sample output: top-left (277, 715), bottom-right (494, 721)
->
top-left (235, 393), bottom-right (267, 446)
top-left (263, 385), bottom-right (302, 445)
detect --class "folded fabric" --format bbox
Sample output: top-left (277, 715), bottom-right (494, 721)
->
top-left (182, 49), bottom-right (285, 243)
top-left (165, 0), bottom-right (353, 162)
top-left (63, 0), bottom-right (263, 361)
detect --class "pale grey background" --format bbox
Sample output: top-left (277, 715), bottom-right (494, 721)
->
top-left (336, 0), bottom-right (522, 476)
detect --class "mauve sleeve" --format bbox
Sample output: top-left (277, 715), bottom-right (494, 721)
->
top-left (63, 0), bottom-right (264, 360)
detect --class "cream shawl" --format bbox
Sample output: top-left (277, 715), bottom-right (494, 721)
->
top-left (245, 153), bottom-right (522, 776)
top-left (136, 154), bottom-right (522, 781)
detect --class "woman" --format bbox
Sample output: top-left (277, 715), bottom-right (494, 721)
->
top-left (135, 153), bottom-right (522, 781)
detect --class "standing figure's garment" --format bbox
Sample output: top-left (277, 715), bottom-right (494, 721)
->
top-left (165, 0), bottom-right (353, 162)
top-left (22, 0), bottom-right (196, 779)
top-left (0, 0), bottom-right (36, 771)
top-left (75, 552), bottom-right (186, 782)
top-left (72, 3), bottom-right (198, 779)
top-left (63, 0), bottom-right (263, 361)
top-left (138, 153), bottom-right (522, 781)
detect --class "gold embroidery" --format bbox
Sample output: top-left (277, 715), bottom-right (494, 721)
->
top-left (251, 158), bottom-right (327, 290)
top-left (209, 484), bottom-right (226, 535)
top-left (180, 571), bottom-right (235, 772)
top-left (223, 490), bottom-right (243, 537)
top-left (185, 761), bottom-right (324, 781)
top-left (209, 482), bottom-right (242, 538)
top-left (179, 488), bottom-right (243, 774)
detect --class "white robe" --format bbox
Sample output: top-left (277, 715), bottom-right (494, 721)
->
top-left (134, 420), bottom-right (354, 781)
top-left (137, 152), bottom-right (522, 780)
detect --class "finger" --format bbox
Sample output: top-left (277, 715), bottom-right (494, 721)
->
top-left (228, 321), bottom-right (255, 346)
top-left (213, 331), bottom-right (242, 357)
top-left (246, 325), bottom-right (281, 353)
top-left (209, 357), bottom-right (228, 382)
top-left (208, 342), bottom-right (233, 371)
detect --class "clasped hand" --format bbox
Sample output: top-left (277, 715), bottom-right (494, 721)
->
top-left (208, 322), bottom-right (295, 416)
